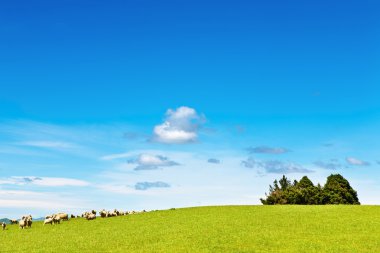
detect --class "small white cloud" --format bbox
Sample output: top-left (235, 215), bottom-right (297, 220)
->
top-left (346, 157), bottom-right (370, 166)
top-left (0, 177), bottom-right (90, 187)
top-left (152, 106), bottom-right (205, 144)
top-left (129, 154), bottom-right (180, 171)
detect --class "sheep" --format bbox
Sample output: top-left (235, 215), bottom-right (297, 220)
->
top-left (53, 216), bottom-right (61, 225)
top-left (85, 213), bottom-right (96, 220)
top-left (71, 214), bottom-right (75, 218)
top-left (27, 218), bottom-right (32, 228)
top-left (44, 218), bottom-right (53, 225)
top-left (91, 210), bottom-right (97, 215)
top-left (81, 212), bottom-right (90, 218)
top-left (55, 213), bottom-right (68, 221)
top-left (22, 214), bottom-right (32, 219)
top-left (19, 218), bottom-right (27, 229)
top-left (2, 222), bottom-right (6, 230)
top-left (99, 210), bottom-right (107, 218)
top-left (10, 219), bottom-right (18, 224)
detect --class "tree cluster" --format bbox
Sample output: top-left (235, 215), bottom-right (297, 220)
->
top-left (260, 174), bottom-right (360, 205)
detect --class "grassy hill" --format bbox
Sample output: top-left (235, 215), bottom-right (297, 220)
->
top-left (1, 205), bottom-right (380, 252)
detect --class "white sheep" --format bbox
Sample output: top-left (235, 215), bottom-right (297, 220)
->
top-left (44, 218), bottom-right (53, 225)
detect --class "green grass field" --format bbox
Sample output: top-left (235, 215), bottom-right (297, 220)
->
top-left (1, 205), bottom-right (380, 253)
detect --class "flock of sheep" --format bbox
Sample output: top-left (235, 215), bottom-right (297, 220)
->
top-left (2, 209), bottom-right (147, 230)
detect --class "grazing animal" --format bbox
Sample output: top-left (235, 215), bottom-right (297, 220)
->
top-left (27, 218), bottom-right (32, 228)
top-left (53, 216), bottom-right (61, 225)
top-left (71, 214), bottom-right (76, 218)
top-left (20, 215), bottom-right (32, 228)
top-left (44, 218), bottom-right (53, 225)
top-left (85, 213), bottom-right (96, 220)
top-left (10, 219), bottom-right (18, 224)
top-left (19, 219), bottom-right (27, 229)
top-left (91, 210), bottom-right (96, 215)
top-left (55, 213), bottom-right (69, 221)
top-left (1, 222), bottom-right (6, 230)
top-left (99, 210), bottom-right (107, 218)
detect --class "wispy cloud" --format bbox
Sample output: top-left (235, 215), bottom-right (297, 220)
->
top-left (346, 157), bottom-right (370, 166)
top-left (207, 158), bottom-right (220, 164)
top-left (18, 141), bottom-right (75, 149)
top-left (247, 146), bottom-right (290, 154)
top-left (241, 158), bottom-right (313, 174)
top-left (101, 153), bottom-right (131, 161)
top-left (313, 160), bottom-right (342, 170)
top-left (0, 190), bottom-right (90, 217)
top-left (135, 181), bottom-right (170, 191)
top-left (0, 176), bottom-right (90, 187)
top-left (152, 106), bottom-right (205, 144)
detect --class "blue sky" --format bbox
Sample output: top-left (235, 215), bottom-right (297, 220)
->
top-left (0, 0), bottom-right (379, 218)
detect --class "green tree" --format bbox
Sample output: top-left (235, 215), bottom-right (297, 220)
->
top-left (260, 174), bottom-right (360, 205)
top-left (322, 174), bottom-right (360, 204)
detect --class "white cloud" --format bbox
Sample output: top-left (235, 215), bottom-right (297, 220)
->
top-left (152, 106), bottom-right (205, 144)
top-left (346, 157), bottom-right (370, 166)
top-left (0, 177), bottom-right (90, 187)
top-left (129, 154), bottom-right (179, 171)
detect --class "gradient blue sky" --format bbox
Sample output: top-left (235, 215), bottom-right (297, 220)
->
top-left (0, 0), bottom-right (379, 218)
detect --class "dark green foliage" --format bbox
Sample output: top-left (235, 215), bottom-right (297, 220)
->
top-left (260, 174), bottom-right (360, 205)
top-left (321, 174), bottom-right (360, 204)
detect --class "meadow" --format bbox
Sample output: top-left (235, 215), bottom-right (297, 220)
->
top-left (1, 205), bottom-right (380, 253)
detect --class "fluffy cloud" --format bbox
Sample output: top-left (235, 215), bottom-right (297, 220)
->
top-left (313, 160), bottom-right (342, 170)
top-left (241, 158), bottom-right (313, 174)
top-left (346, 157), bottom-right (370, 166)
top-left (208, 158), bottom-right (220, 164)
top-left (247, 146), bottom-right (290, 154)
top-left (152, 106), bottom-right (205, 144)
top-left (0, 176), bottom-right (90, 187)
top-left (134, 181), bottom-right (170, 191)
top-left (129, 154), bottom-right (179, 171)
